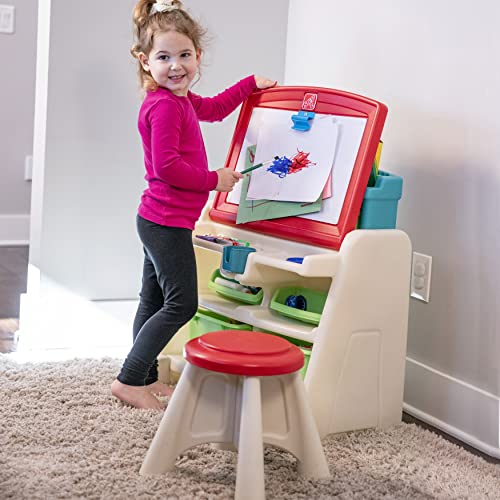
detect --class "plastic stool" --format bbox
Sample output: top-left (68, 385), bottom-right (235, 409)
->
top-left (140, 330), bottom-right (330, 500)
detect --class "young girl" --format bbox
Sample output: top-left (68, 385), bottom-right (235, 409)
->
top-left (111, 0), bottom-right (276, 409)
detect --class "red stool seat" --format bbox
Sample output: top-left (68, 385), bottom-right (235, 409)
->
top-left (184, 330), bottom-right (304, 376)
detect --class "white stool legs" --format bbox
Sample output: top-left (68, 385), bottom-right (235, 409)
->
top-left (285, 372), bottom-right (331, 478)
top-left (236, 377), bottom-right (265, 500)
top-left (140, 363), bottom-right (239, 475)
top-left (140, 363), bottom-right (330, 498)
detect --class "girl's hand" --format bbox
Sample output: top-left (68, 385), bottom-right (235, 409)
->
top-left (255, 75), bottom-right (277, 89)
top-left (215, 168), bottom-right (244, 192)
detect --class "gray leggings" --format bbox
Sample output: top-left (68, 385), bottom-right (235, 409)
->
top-left (117, 215), bottom-right (198, 386)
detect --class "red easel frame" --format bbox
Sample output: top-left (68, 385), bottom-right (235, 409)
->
top-left (209, 86), bottom-right (387, 250)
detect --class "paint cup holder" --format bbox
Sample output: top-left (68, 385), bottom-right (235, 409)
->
top-left (221, 245), bottom-right (256, 275)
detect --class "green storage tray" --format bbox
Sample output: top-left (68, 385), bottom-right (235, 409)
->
top-left (300, 345), bottom-right (312, 379)
top-left (270, 286), bottom-right (327, 325)
top-left (189, 308), bottom-right (252, 339)
top-left (252, 327), bottom-right (312, 379)
top-left (208, 269), bottom-right (263, 305)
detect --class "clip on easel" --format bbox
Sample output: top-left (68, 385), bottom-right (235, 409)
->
top-left (291, 92), bottom-right (318, 131)
top-left (291, 110), bottom-right (315, 131)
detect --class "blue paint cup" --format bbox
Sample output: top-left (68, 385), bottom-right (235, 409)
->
top-left (222, 246), bottom-right (256, 274)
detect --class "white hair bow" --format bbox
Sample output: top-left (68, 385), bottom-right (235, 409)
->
top-left (150, 0), bottom-right (179, 15)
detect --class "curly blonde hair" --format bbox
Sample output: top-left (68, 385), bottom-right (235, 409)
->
top-left (131, 0), bottom-right (207, 92)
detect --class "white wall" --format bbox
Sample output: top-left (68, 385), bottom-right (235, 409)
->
top-left (0, 0), bottom-right (36, 244)
top-left (186, 0), bottom-right (288, 172)
top-left (28, 0), bottom-right (289, 300)
top-left (286, 0), bottom-right (499, 455)
top-left (30, 0), bottom-right (144, 300)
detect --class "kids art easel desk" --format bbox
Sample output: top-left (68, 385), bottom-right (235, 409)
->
top-left (161, 86), bottom-right (412, 438)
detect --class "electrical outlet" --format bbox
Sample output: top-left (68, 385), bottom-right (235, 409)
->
top-left (24, 155), bottom-right (33, 181)
top-left (411, 252), bottom-right (432, 303)
top-left (0, 5), bottom-right (15, 34)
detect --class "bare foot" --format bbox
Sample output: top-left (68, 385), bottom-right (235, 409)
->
top-left (145, 381), bottom-right (175, 398)
top-left (111, 379), bottom-right (165, 410)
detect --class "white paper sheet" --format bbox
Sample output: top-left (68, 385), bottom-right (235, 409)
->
top-left (245, 116), bottom-right (339, 203)
top-left (298, 115), bottom-right (366, 224)
top-left (227, 108), bottom-right (367, 225)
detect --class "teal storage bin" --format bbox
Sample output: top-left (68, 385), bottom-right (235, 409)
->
top-left (358, 170), bottom-right (403, 229)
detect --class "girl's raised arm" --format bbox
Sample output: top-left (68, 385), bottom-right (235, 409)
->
top-left (190, 75), bottom-right (276, 122)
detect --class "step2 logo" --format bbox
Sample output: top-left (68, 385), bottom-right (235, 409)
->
top-left (301, 93), bottom-right (318, 111)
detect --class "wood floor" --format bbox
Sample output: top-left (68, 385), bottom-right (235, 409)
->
top-left (0, 317), bottom-right (18, 353)
top-left (0, 245), bottom-right (498, 464)
top-left (0, 245), bottom-right (29, 318)
top-left (0, 245), bottom-right (28, 353)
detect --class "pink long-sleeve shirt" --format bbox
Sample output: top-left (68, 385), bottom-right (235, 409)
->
top-left (137, 75), bottom-right (257, 230)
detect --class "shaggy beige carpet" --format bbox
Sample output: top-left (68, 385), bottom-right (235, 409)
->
top-left (0, 355), bottom-right (498, 500)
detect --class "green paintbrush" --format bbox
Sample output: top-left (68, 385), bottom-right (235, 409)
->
top-left (240, 161), bottom-right (266, 175)
top-left (240, 154), bottom-right (292, 175)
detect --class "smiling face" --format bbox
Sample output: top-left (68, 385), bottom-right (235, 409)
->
top-left (139, 30), bottom-right (200, 96)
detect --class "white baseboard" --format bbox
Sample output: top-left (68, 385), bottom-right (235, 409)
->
top-left (404, 356), bottom-right (500, 459)
top-left (0, 214), bottom-right (30, 246)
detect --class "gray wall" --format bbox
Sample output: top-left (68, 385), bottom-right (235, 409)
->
top-left (286, 0), bottom-right (499, 454)
top-left (29, 0), bottom-right (289, 300)
top-left (0, 0), bottom-right (36, 242)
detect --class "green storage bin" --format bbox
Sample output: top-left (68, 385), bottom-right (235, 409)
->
top-left (208, 269), bottom-right (263, 305)
top-left (252, 326), bottom-right (312, 379)
top-left (270, 286), bottom-right (327, 325)
top-left (189, 309), bottom-right (252, 339)
top-left (299, 345), bottom-right (312, 379)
